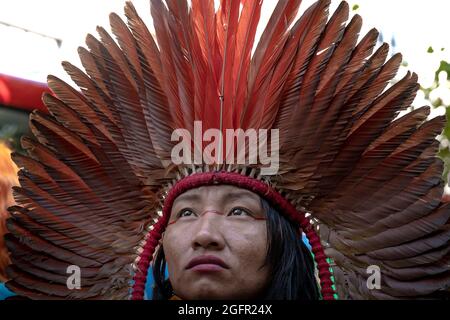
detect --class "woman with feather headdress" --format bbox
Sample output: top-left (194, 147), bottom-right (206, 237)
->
top-left (2, 0), bottom-right (449, 299)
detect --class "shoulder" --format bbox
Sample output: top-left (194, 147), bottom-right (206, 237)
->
top-left (0, 282), bottom-right (16, 300)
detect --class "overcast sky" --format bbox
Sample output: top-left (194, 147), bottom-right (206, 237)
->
top-left (0, 0), bottom-right (448, 88)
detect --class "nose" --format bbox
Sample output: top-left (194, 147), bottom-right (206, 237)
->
top-left (191, 211), bottom-right (225, 251)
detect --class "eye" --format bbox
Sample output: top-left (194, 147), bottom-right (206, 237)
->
top-left (177, 208), bottom-right (196, 218)
top-left (228, 207), bottom-right (251, 217)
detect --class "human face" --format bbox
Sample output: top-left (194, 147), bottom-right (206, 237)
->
top-left (163, 185), bottom-right (270, 299)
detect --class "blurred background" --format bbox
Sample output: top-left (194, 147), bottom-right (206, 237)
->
top-left (0, 0), bottom-right (449, 184)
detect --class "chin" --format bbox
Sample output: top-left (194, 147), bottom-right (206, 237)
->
top-left (182, 284), bottom-right (231, 300)
top-left (191, 292), bottom-right (227, 300)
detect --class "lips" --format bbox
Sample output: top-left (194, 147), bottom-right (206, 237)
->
top-left (186, 255), bottom-right (229, 270)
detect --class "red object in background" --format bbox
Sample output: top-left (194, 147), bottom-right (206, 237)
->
top-left (0, 73), bottom-right (50, 113)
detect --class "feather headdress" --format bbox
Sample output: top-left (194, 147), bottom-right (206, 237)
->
top-left (4, 0), bottom-right (450, 299)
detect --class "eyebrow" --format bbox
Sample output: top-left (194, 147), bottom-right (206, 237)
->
top-left (173, 190), bottom-right (260, 205)
top-left (170, 189), bottom-right (264, 219)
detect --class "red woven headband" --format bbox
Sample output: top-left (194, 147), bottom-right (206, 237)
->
top-left (131, 171), bottom-right (336, 300)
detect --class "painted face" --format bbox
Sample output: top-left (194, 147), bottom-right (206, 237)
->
top-left (163, 185), bottom-right (270, 299)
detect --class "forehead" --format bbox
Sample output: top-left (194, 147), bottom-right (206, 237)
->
top-left (173, 185), bottom-right (261, 204)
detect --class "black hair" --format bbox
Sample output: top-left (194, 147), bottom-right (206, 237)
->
top-left (152, 198), bottom-right (320, 300)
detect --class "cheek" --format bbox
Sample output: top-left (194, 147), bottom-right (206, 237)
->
top-left (223, 222), bottom-right (270, 298)
top-left (229, 222), bottom-right (268, 272)
top-left (162, 230), bottom-right (186, 278)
